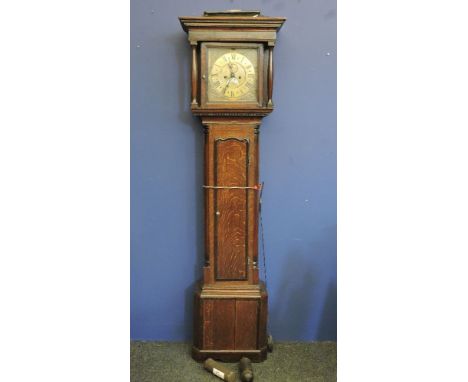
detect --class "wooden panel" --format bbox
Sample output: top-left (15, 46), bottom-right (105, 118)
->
top-left (235, 300), bottom-right (258, 349)
top-left (203, 299), bottom-right (236, 350)
top-left (193, 293), bottom-right (201, 348)
top-left (203, 300), bottom-right (215, 349)
top-left (258, 292), bottom-right (268, 348)
top-left (215, 138), bottom-right (249, 280)
top-left (189, 30), bottom-right (277, 43)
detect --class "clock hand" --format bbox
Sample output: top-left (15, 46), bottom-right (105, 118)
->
top-left (228, 63), bottom-right (236, 78)
top-left (223, 77), bottom-right (232, 93)
top-left (223, 64), bottom-right (237, 94)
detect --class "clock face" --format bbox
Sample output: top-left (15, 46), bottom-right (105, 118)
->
top-left (206, 47), bottom-right (259, 103)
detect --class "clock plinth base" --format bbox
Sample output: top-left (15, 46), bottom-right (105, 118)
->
top-left (192, 346), bottom-right (268, 363)
top-left (192, 281), bottom-right (269, 363)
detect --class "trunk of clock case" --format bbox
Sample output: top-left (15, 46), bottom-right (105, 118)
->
top-left (202, 118), bottom-right (260, 286)
top-left (193, 117), bottom-right (265, 363)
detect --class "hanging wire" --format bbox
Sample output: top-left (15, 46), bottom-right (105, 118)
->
top-left (258, 181), bottom-right (268, 289)
top-left (258, 181), bottom-right (273, 338)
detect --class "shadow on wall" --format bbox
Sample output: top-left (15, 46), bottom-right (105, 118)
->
top-left (316, 281), bottom-right (337, 340)
top-left (270, 252), bottom-right (317, 340)
top-left (269, 226), bottom-right (337, 341)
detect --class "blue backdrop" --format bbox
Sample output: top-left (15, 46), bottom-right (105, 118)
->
top-left (131, 0), bottom-right (336, 341)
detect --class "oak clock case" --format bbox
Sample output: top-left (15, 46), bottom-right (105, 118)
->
top-left (179, 11), bottom-right (285, 363)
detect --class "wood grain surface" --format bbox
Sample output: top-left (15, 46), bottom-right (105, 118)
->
top-left (180, 12), bottom-right (285, 361)
top-left (215, 138), bottom-right (249, 280)
top-left (203, 299), bottom-right (236, 349)
top-left (235, 300), bottom-right (258, 349)
top-left (202, 298), bottom-right (260, 351)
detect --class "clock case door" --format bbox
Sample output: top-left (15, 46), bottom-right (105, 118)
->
top-left (200, 42), bottom-right (265, 109)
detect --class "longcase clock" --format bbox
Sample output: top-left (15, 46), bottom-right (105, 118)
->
top-left (179, 10), bottom-right (285, 362)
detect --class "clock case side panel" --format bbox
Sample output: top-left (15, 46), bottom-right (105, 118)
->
top-left (200, 42), bottom-right (265, 109)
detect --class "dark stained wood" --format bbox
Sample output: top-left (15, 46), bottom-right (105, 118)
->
top-left (192, 347), bottom-right (267, 363)
top-left (267, 46), bottom-right (274, 107)
top-left (211, 300), bottom-right (236, 349)
top-left (258, 288), bottom-right (268, 349)
top-left (203, 126), bottom-right (210, 271)
top-left (180, 11), bottom-right (285, 362)
top-left (179, 15), bottom-right (286, 34)
top-left (188, 30), bottom-right (277, 45)
top-left (202, 299), bottom-right (214, 348)
top-left (193, 283), bottom-right (269, 362)
top-left (191, 44), bottom-right (198, 105)
top-left (193, 292), bottom-right (199, 348)
top-left (203, 119), bottom-right (260, 286)
top-left (215, 138), bottom-right (248, 280)
top-left (203, 299), bottom-right (236, 349)
top-left (203, 10), bottom-right (261, 17)
top-left (235, 300), bottom-right (258, 349)
top-left (192, 107), bottom-right (273, 117)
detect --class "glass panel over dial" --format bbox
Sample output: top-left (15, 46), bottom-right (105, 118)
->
top-left (207, 47), bottom-right (259, 103)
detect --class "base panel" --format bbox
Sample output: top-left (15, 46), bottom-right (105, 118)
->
top-left (193, 281), bottom-right (268, 363)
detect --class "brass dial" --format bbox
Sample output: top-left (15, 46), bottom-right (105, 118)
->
top-left (209, 52), bottom-right (256, 100)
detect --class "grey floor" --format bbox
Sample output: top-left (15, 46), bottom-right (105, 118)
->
top-left (131, 341), bottom-right (336, 382)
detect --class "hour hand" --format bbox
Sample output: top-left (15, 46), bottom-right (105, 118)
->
top-left (223, 78), bottom-right (232, 93)
top-left (228, 63), bottom-right (235, 77)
